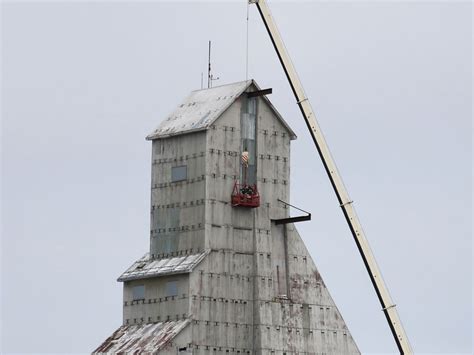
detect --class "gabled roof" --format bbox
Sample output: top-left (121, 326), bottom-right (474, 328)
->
top-left (146, 79), bottom-right (296, 140)
top-left (117, 250), bottom-right (209, 282)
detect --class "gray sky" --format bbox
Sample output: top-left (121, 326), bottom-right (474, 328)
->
top-left (1, 1), bottom-right (472, 353)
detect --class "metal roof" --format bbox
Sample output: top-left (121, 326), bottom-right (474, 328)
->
top-left (146, 80), bottom-right (296, 140)
top-left (117, 250), bottom-right (209, 282)
top-left (92, 319), bottom-right (190, 354)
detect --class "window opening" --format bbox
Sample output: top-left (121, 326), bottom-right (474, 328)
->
top-left (132, 285), bottom-right (145, 300)
top-left (171, 166), bottom-right (187, 182)
top-left (166, 280), bottom-right (178, 297)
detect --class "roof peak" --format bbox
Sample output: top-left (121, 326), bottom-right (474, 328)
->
top-left (146, 80), bottom-right (296, 140)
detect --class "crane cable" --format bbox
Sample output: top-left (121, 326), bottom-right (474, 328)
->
top-left (246, 1), bottom-right (250, 81)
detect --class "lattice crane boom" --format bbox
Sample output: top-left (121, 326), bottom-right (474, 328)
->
top-left (249, 1), bottom-right (413, 353)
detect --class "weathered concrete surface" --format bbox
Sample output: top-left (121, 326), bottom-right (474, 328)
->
top-left (95, 81), bottom-right (360, 354)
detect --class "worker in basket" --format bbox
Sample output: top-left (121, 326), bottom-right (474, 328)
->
top-left (240, 184), bottom-right (255, 197)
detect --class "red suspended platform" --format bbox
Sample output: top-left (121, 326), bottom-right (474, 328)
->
top-left (231, 182), bottom-right (260, 208)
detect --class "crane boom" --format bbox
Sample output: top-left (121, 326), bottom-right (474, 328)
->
top-left (250, 1), bottom-right (413, 353)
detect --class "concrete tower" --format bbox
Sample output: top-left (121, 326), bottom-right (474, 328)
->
top-left (94, 80), bottom-right (360, 354)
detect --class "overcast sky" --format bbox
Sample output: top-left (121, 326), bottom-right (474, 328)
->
top-left (1, 1), bottom-right (472, 354)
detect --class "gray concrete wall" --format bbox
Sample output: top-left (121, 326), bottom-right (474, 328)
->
top-left (113, 83), bottom-right (359, 354)
top-left (150, 132), bottom-right (207, 257)
top-left (190, 84), bottom-right (359, 354)
top-left (122, 274), bottom-right (190, 325)
top-left (254, 224), bottom-right (359, 354)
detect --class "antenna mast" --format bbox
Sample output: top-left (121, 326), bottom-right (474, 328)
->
top-left (207, 40), bottom-right (219, 88)
top-left (208, 41), bottom-right (211, 88)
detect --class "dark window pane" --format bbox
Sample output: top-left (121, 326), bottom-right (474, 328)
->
top-left (171, 166), bottom-right (187, 182)
top-left (132, 285), bottom-right (145, 300)
top-left (166, 281), bottom-right (178, 296)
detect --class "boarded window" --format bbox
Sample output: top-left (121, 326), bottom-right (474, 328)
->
top-left (132, 285), bottom-right (145, 300)
top-left (166, 280), bottom-right (178, 296)
top-left (171, 166), bottom-right (187, 182)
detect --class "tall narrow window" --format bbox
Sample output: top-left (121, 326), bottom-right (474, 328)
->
top-left (241, 97), bottom-right (257, 185)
